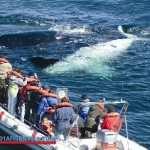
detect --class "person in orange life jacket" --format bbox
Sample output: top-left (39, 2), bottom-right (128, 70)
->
top-left (23, 82), bottom-right (40, 123)
top-left (20, 72), bottom-right (40, 122)
top-left (54, 97), bottom-right (75, 141)
top-left (78, 93), bottom-right (90, 138)
top-left (0, 54), bottom-right (12, 104)
top-left (37, 85), bottom-right (58, 124)
top-left (84, 99), bottom-right (106, 138)
top-left (39, 116), bottom-right (55, 137)
top-left (8, 68), bottom-right (27, 116)
top-left (101, 105), bottom-right (122, 132)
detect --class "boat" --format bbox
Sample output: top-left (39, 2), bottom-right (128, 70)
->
top-left (0, 90), bottom-right (148, 150)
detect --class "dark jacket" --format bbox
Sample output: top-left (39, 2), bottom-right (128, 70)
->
top-left (84, 104), bottom-right (106, 131)
top-left (54, 104), bottom-right (75, 131)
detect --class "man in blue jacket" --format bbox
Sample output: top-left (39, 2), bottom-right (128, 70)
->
top-left (54, 97), bottom-right (75, 141)
top-left (37, 85), bottom-right (58, 125)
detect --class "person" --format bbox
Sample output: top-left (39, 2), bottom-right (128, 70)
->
top-left (19, 81), bottom-right (40, 122)
top-left (54, 97), bottom-right (75, 141)
top-left (27, 72), bottom-right (40, 86)
top-left (37, 85), bottom-right (58, 122)
top-left (101, 105), bottom-right (122, 132)
top-left (84, 99), bottom-right (106, 138)
top-left (78, 93), bottom-right (90, 138)
top-left (19, 71), bottom-right (40, 122)
top-left (0, 54), bottom-right (12, 104)
top-left (78, 94), bottom-right (90, 120)
top-left (39, 116), bottom-right (55, 137)
top-left (7, 69), bottom-right (27, 116)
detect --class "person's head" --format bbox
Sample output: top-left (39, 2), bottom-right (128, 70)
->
top-left (108, 105), bottom-right (115, 113)
top-left (97, 98), bottom-right (102, 103)
top-left (41, 117), bottom-right (49, 123)
top-left (0, 54), bottom-right (5, 58)
top-left (81, 93), bottom-right (88, 100)
top-left (42, 84), bottom-right (50, 91)
top-left (30, 81), bottom-right (39, 87)
top-left (14, 68), bottom-right (22, 75)
top-left (61, 97), bottom-right (69, 103)
top-left (49, 89), bottom-right (55, 94)
top-left (28, 72), bottom-right (38, 79)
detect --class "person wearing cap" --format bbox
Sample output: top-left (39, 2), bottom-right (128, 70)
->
top-left (0, 54), bottom-right (12, 104)
top-left (101, 105), bottom-right (122, 132)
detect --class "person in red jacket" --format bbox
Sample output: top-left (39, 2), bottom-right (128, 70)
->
top-left (39, 117), bottom-right (55, 137)
top-left (101, 105), bottom-right (122, 132)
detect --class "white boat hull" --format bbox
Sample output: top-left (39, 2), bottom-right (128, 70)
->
top-left (0, 106), bottom-right (148, 150)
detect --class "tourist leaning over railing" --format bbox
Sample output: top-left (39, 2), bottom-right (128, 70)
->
top-left (7, 68), bottom-right (27, 116)
top-left (0, 54), bottom-right (12, 104)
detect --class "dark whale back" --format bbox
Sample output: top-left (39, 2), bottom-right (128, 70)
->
top-left (0, 30), bottom-right (57, 47)
top-left (28, 56), bottom-right (60, 67)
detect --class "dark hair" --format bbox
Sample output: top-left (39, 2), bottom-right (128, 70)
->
top-left (41, 116), bottom-right (48, 121)
top-left (30, 81), bottom-right (39, 86)
top-left (49, 89), bottom-right (55, 94)
top-left (14, 68), bottom-right (22, 74)
top-left (0, 54), bottom-right (5, 58)
top-left (61, 97), bottom-right (69, 103)
top-left (97, 98), bottom-right (102, 103)
top-left (81, 93), bottom-right (88, 100)
top-left (108, 106), bottom-right (115, 113)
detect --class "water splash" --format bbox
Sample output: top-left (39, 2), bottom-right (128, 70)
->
top-left (45, 38), bottom-right (133, 78)
top-left (48, 24), bottom-right (90, 34)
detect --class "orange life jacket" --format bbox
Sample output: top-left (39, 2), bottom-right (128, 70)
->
top-left (20, 84), bottom-right (40, 100)
top-left (38, 90), bottom-right (58, 99)
top-left (101, 112), bottom-right (122, 132)
top-left (97, 103), bottom-right (105, 112)
top-left (11, 70), bottom-right (24, 79)
top-left (0, 58), bottom-right (9, 63)
top-left (56, 102), bottom-right (73, 108)
top-left (47, 108), bottom-right (55, 114)
top-left (25, 85), bottom-right (40, 91)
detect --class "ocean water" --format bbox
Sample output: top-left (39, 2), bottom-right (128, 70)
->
top-left (0, 0), bottom-right (150, 149)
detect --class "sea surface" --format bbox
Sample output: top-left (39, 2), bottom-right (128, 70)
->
top-left (0, 0), bottom-right (150, 149)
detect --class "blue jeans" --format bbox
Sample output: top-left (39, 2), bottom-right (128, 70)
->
top-left (55, 128), bottom-right (70, 141)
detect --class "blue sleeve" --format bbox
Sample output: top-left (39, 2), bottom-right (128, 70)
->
top-left (37, 97), bottom-right (47, 115)
top-left (53, 110), bottom-right (58, 124)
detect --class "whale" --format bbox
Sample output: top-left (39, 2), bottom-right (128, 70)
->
top-left (28, 56), bottom-right (60, 67)
top-left (0, 30), bottom-right (69, 47)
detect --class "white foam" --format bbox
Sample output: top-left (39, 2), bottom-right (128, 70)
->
top-left (48, 24), bottom-right (90, 34)
top-left (45, 38), bottom-right (133, 77)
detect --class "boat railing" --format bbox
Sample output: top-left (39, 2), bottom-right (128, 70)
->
top-left (0, 103), bottom-right (49, 137)
top-left (68, 99), bottom-right (129, 139)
